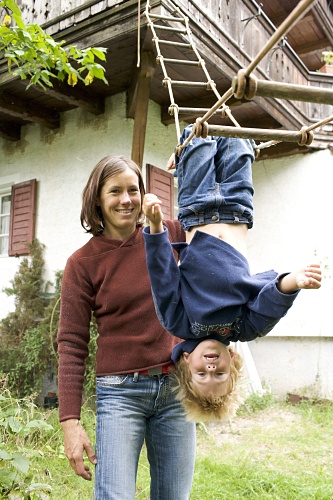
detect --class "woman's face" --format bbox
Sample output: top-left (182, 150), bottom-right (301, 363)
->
top-left (98, 167), bottom-right (142, 240)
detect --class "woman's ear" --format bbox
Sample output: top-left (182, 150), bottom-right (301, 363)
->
top-left (229, 349), bottom-right (235, 358)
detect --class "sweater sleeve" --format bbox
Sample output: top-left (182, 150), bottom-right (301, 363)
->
top-left (143, 226), bottom-right (191, 338)
top-left (235, 274), bottom-right (300, 341)
top-left (57, 256), bottom-right (94, 421)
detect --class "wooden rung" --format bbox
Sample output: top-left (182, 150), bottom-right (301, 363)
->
top-left (157, 39), bottom-right (191, 48)
top-left (149, 13), bottom-right (186, 23)
top-left (164, 80), bottom-right (209, 88)
top-left (161, 58), bottom-right (200, 66)
top-left (205, 124), bottom-right (313, 144)
top-left (174, 107), bottom-right (224, 114)
top-left (151, 24), bottom-right (187, 34)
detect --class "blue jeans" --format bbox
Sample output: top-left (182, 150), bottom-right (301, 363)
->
top-left (175, 125), bottom-right (255, 231)
top-left (95, 373), bottom-right (196, 500)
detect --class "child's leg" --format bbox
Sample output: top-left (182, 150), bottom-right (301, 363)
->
top-left (175, 125), bottom-right (255, 232)
top-left (215, 137), bottom-right (255, 228)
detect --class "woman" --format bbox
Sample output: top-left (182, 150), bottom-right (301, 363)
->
top-left (57, 156), bottom-right (196, 500)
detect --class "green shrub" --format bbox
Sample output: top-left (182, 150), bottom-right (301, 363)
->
top-left (0, 238), bottom-right (98, 405)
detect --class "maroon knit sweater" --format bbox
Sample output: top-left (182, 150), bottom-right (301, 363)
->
top-left (57, 221), bottom-right (185, 422)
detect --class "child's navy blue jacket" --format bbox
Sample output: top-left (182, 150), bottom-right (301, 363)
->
top-left (143, 227), bottom-right (300, 357)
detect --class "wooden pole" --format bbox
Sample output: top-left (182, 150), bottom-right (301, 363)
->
top-left (233, 76), bottom-right (333, 105)
top-left (205, 124), bottom-right (313, 144)
top-left (131, 51), bottom-right (156, 168)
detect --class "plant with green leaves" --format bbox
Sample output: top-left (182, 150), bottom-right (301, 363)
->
top-left (0, 239), bottom-right (59, 398)
top-left (0, 0), bottom-right (108, 89)
top-left (0, 377), bottom-right (53, 498)
top-left (322, 51), bottom-right (333, 65)
top-left (0, 238), bottom-right (98, 402)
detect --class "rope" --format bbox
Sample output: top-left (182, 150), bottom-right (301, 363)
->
top-left (137, 0), bottom-right (141, 67)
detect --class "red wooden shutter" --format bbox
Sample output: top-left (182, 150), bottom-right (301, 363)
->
top-left (146, 164), bottom-right (174, 220)
top-left (8, 179), bottom-right (37, 256)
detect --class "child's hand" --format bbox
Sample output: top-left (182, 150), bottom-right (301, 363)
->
top-left (295, 263), bottom-right (322, 289)
top-left (277, 263), bottom-right (322, 293)
top-left (143, 194), bottom-right (164, 233)
top-left (167, 153), bottom-right (176, 171)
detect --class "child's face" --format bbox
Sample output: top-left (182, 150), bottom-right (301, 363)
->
top-left (183, 339), bottom-right (232, 397)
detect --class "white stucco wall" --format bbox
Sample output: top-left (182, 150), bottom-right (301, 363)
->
top-left (0, 93), bottom-right (332, 398)
top-left (0, 93), bottom-right (183, 316)
top-left (247, 149), bottom-right (333, 399)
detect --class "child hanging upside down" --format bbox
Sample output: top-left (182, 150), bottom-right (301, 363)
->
top-left (142, 124), bottom-right (322, 422)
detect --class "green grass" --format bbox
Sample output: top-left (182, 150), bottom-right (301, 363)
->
top-left (2, 393), bottom-right (333, 499)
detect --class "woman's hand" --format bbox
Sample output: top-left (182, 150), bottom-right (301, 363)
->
top-left (61, 419), bottom-right (97, 481)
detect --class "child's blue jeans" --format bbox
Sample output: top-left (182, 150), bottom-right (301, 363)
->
top-left (175, 125), bottom-right (255, 231)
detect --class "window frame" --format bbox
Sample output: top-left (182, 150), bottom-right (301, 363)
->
top-left (0, 189), bottom-right (11, 256)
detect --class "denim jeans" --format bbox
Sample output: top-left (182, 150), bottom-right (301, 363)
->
top-left (175, 125), bottom-right (255, 231)
top-left (95, 373), bottom-right (196, 500)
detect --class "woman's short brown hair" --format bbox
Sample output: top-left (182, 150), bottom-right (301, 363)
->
top-left (80, 155), bottom-right (145, 235)
top-left (171, 348), bottom-right (243, 422)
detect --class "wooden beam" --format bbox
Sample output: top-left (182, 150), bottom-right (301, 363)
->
top-left (0, 91), bottom-right (59, 128)
top-left (0, 121), bottom-right (21, 141)
top-left (21, 80), bottom-right (105, 115)
top-left (0, 71), bottom-right (105, 116)
top-left (130, 51), bottom-right (156, 168)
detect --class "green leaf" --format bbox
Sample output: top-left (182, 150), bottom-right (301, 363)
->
top-left (12, 12), bottom-right (26, 30)
top-left (0, 448), bottom-right (12, 460)
top-left (91, 47), bottom-right (107, 60)
top-left (25, 483), bottom-right (53, 493)
top-left (7, 416), bottom-right (23, 433)
top-left (26, 419), bottom-right (53, 431)
top-left (11, 452), bottom-right (30, 474)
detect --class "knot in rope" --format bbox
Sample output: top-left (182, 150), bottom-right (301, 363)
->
top-left (220, 105), bottom-right (230, 119)
top-left (194, 118), bottom-right (208, 138)
top-left (162, 77), bottom-right (172, 88)
top-left (168, 104), bottom-right (179, 116)
top-left (232, 70), bottom-right (258, 100)
top-left (298, 126), bottom-right (314, 146)
top-left (232, 69), bottom-right (248, 99)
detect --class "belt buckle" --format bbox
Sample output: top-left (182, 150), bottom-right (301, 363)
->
top-left (147, 366), bottom-right (163, 376)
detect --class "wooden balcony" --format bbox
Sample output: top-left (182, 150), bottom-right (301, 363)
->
top-left (2, 0), bottom-right (332, 156)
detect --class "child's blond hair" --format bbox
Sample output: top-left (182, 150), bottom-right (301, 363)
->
top-left (171, 347), bottom-right (243, 422)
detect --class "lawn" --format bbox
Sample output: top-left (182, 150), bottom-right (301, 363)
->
top-left (2, 392), bottom-right (333, 499)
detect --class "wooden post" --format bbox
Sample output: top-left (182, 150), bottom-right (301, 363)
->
top-left (130, 51), bottom-right (156, 168)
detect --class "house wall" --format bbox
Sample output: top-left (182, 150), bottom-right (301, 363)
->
top-left (247, 149), bottom-right (333, 399)
top-left (0, 92), bottom-right (181, 312)
top-left (0, 93), bottom-right (332, 399)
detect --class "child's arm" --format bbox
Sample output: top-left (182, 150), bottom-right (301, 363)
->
top-left (143, 194), bottom-right (164, 234)
top-left (277, 263), bottom-right (322, 294)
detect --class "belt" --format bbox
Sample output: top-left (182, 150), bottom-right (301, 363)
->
top-left (133, 362), bottom-right (174, 381)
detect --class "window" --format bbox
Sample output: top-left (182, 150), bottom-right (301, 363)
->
top-left (8, 179), bottom-right (37, 257)
top-left (0, 192), bottom-right (11, 255)
top-left (146, 164), bottom-right (174, 220)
